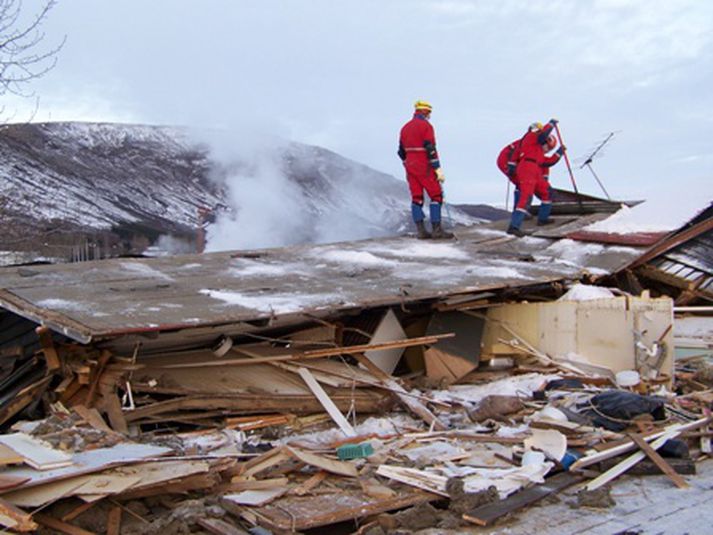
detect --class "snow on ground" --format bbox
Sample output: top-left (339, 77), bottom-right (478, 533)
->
top-left (414, 458), bottom-right (713, 535)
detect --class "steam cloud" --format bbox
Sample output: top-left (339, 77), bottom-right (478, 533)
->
top-left (191, 128), bottom-right (406, 253)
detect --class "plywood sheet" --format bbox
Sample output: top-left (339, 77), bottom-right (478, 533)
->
top-left (0, 443), bottom-right (171, 492)
top-left (241, 489), bottom-right (435, 531)
top-left (0, 433), bottom-right (73, 470)
top-left (136, 350), bottom-right (310, 395)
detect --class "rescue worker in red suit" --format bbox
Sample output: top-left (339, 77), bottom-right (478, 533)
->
top-left (496, 135), bottom-right (526, 208)
top-left (496, 138), bottom-right (523, 186)
top-left (507, 119), bottom-right (566, 237)
top-left (398, 100), bottom-right (453, 239)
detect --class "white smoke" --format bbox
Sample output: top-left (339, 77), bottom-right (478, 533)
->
top-left (190, 127), bottom-right (407, 253)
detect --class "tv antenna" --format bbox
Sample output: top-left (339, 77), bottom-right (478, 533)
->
top-left (577, 131), bottom-right (619, 200)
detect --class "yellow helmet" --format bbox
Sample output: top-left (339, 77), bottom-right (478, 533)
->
top-left (414, 100), bottom-right (433, 112)
top-left (530, 121), bottom-right (543, 131)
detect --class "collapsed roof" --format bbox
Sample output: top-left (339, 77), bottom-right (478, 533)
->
top-left (0, 215), bottom-right (645, 349)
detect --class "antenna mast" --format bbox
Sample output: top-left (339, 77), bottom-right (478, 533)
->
top-left (579, 132), bottom-right (617, 200)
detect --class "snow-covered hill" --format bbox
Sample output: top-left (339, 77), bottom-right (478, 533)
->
top-left (0, 122), bottom-right (480, 262)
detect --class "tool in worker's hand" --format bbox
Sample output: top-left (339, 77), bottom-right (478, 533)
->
top-left (552, 121), bottom-right (583, 212)
top-left (441, 184), bottom-right (454, 229)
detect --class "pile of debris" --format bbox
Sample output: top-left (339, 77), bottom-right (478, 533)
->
top-left (0, 288), bottom-right (710, 534)
top-left (0, 203), bottom-right (710, 533)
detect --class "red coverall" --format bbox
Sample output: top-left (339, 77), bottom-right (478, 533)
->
top-left (514, 124), bottom-right (555, 211)
top-left (541, 151), bottom-right (562, 182)
top-left (496, 138), bottom-right (524, 186)
top-left (399, 113), bottom-right (443, 204)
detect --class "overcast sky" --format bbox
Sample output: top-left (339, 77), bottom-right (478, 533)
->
top-left (8, 0), bottom-right (713, 223)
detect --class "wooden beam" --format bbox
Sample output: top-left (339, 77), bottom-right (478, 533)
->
top-left (296, 367), bottom-right (356, 437)
top-left (36, 326), bottom-right (61, 371)
top-left (34, 513), bottom-right (96, 535)
top-left (291, 470), bottom-right (327, 496)
top-left (157, 333), bottom-right (456, 369)
top-left (628, 433), bottom-right (689, 489)
top-left (571, 417), bottom-right (712, 471)
top-left (350, 352), bottom-right (447, 431)
top-left (85, 351), bottom-right (112, 408)
top-left (61, 501), bottom-right (96, 523)
top-left (584, 427), bottom-right (683, 491)
top-left (124, 391), bottom-right (392, 423)
top-left (106, 505), bottom-right (122, 535)
top-left (0, 497), bottom-right (37, 532)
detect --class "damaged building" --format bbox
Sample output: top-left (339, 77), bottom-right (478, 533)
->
top-left (0, 202), bottom-right (710, 534)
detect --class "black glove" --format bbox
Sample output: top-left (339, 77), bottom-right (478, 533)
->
top-left (556, 145), bottom-right (566, 156)
top-left (549, 118), bottom-right (559, 126)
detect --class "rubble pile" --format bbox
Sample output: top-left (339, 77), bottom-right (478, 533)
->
top-left (0, 295), bottom-right (710, 535)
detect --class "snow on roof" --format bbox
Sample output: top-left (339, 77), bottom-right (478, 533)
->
top-left (0, 222), bottom-right (646, 343)
top-left (584, 197), bottom-right (713, 234)
top-left (558, 284), bottom-right (616, 301)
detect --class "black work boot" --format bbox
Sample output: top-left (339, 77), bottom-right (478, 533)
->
top-left (431, 221), bottom-right (455, 240)
top-left (506, 225), bottom-right (526, 237)
top-left (537, 218), bottom-right (555, 226)
top-left (415, 220), bottom-right (432, 239)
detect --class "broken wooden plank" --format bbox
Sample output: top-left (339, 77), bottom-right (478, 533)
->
top-left (36, 325), bottom-right (61, 371)
top-left (0, 497), bottom-right (37, 532)
top-left (584, 426), bottom-right (683, 491)
top-left (85, 350), bottom-right (112, 408)
top-left (97, 387), bottom-right (129, 434)
top-left (462, 472), bottom-right (583, 527)
top-left (106, 505), bottom-right (122, 535)
top-left (239, 448), bottom-right (292, 479)
top-left (375, 465), bottom-right (448, 496)
top-left (72, 405), bottom-right (113, 433)
top-left (286, 447), bottom-right (358, 477)
top-left (571, 416), bottom-right (712, 471)
top-left (34, 513), bottom-right (96, 535)
top-left (628, 433), bottom-right (689, 489)
top-left (296, 367), bottom-right (356, 437)
top-left (0, 375), bottom-right (52, 426)
top-left (230, 489), bottom-right (437, 532)
top-left (159, 333), bottom-right (456, 368)
top-left (124, 390), bottom-right (392, 422)
top-left (290, 470), bottom-right (327, 496)
top-left (350, 351), bottom-right (447, 431)
top-left (61, 501), bottom-right (97, 522)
